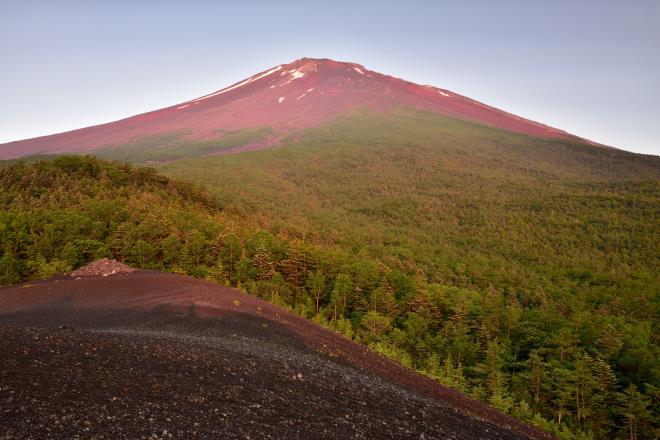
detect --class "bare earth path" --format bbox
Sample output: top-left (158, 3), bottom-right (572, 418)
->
top-left (0, 271), bottom-right (551, 439)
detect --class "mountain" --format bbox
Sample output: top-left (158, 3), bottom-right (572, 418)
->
top-left (2, 59), bottom-right (659, 439)
top-left (0, 58), bottom-right (585, 160)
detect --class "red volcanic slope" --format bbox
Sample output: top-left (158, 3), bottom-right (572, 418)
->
top-left (0, 58), bottom-right (581, 159)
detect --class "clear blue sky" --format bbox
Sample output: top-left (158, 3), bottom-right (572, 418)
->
top-left (2, 0), bottom-right (659, 155)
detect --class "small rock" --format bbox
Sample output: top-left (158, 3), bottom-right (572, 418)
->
top-left (70, 259), bottom-right (135, 278)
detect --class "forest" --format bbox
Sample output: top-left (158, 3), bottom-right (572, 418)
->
top-left (1, 152), bottom-right (657, 439)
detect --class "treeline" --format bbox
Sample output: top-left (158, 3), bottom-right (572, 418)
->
top-left (0, 156), bottom-right (657, 439)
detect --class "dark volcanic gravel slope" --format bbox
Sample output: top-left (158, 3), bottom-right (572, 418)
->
top-left (0, 272), bottom-right (549, 439)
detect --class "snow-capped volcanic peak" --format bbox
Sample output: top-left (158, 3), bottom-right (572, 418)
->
top-left (0, 57), bottom-right (582, 160)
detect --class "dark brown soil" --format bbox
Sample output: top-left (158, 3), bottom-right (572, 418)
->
top-left (0, 271), bottom-right (551, 439)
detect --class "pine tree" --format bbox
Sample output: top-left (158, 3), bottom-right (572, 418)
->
top-left (132, 239), bottom-right (155, 269)
top-left (206, 259), bottom-right (228, 284)
top-left (439, 354), bottom-right (454, 386)
top-left (476, 339), bottom-right (510, 405)
top-left (371, 280), bottom-right (398, 317)
top-left (161, 234), bottom-right (181, 266)
top-left (409, 287), bottom-right (440, 324)
top-left (329, 274), bottom-right (353, 320)
top-left (220, 234), bottom-right (242, 272)
top-left (361, 310), bottom-right (391, 337)
top-left (616, 384), bottom-right (652, 440)
top-left (210, 233), bottom-right (226, 259)
top-left (234, 252), bottom-right (256, 284)
top-left (252, 244), bottom-right (274, 280)
top-left (551, 364), bottom-right (576, 426)
top-left (186, 230), bottom-right (208, 267)
top-left (279, 247), bottom-right (307, 286)
top-left (585, 355), bottom-right (617, 437)
top-left (527, 351), bottom-right (546, 412)
top-left (306, 270), bottom-right (326, 314)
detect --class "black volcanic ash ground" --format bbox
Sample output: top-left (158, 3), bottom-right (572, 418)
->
top-left (0, 307), bottom-right (524, 439)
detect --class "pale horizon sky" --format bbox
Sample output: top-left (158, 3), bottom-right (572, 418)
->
top-left (1, 0), bottom-right (659, 155)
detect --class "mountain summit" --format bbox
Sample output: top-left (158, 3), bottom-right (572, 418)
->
top-left (1, 58), bottom-right (582, 159)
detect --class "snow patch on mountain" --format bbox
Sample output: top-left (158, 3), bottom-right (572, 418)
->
top-left (191, 65), bottom-right (283, 103)
top-left (280, 69), bottom-right (307, 86)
